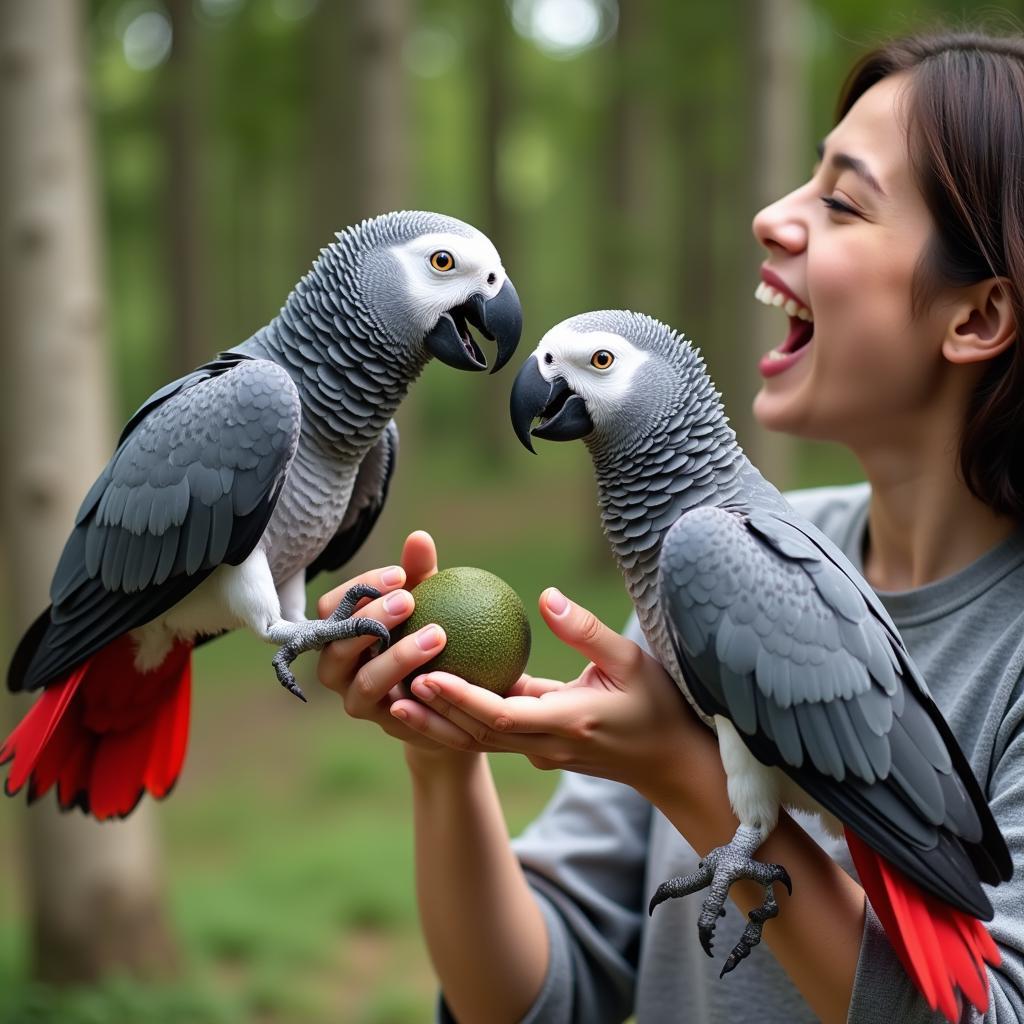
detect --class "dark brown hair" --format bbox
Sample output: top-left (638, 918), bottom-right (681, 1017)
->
top-left (839, 30), bottom-right (1024, 520)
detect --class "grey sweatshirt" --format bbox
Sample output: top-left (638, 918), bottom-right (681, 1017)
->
top-left (439, 483), bottom-right (1024, 1023)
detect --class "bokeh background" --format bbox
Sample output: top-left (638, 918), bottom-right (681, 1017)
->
top-left (0, 1), bottom-right (1018, 1021)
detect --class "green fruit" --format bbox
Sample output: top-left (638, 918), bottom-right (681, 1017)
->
top-left (393, 567), bottom-right (531, 696)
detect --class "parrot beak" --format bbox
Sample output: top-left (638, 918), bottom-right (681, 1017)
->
top-left (467, 279), bottom-right (523, 374)
top-left (425, 278), bottom-right (523, 374)
top-left (509, 355), bottom-right (593, 453)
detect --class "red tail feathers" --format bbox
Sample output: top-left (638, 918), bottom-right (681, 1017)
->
top-left (1, 635), bottom-right (192, 820)
top-left (846, 828), bottom-right (1000, 1021)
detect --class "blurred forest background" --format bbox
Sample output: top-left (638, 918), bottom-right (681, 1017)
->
top-left (0, 1), bottom-right (1020, 1022)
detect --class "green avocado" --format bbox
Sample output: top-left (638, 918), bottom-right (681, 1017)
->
top-left (393, 566), bottom-right (532, 696)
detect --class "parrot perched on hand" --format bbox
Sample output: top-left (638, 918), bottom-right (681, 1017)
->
top-left (2, 210), bottom-right (522, 822)
top-left (509, 310), bottom-right (1012, 1021)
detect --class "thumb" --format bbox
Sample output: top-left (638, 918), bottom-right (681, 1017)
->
top-left (401, 530), bottom-right (438, 589)
top-left (539, 588), bottom-right (644, 679)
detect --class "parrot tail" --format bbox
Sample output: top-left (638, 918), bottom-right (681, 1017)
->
top-left (0, 634), bottom-right (192, 820)
top-left (845, 828), bottom-right (1000, 1022)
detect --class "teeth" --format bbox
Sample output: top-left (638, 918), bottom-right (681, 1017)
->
top-left (754, 281), bottom-right (813, 321)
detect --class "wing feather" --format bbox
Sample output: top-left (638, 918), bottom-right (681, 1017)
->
top-left (659, 503), bottom-right (1011, 916)
top-left (9, 354), bottom-right (300, 692)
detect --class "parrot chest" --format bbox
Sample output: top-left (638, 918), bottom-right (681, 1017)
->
top-left (263, 443), bottom-right (358, 583)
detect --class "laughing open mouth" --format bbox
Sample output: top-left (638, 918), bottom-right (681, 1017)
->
top-left (755, 278), bottom-right (814, 376)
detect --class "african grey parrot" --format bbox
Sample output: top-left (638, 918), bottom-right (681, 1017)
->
top-left (509, 310), bottom-right (1011, 1021)
top-left (2, 210), bottom-right (521, 821)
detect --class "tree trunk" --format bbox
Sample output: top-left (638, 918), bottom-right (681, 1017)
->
top-left (308, 1), bottom-right (356, 250)
top-left (163, 0), bottom-right (208, 377)
top-left (0, 0), bottom-right (179, 983)
top-left (350, 0), bottom-right (410, 217)
top-left (603, 0), bottom-right (656, 314)
top-left (742, 0), bottom-right (808, 488)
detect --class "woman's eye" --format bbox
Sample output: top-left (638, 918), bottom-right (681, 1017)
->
top-left (590, 350), bottom-right (614, 370)
top-left (820, 195), bottom-right (858, 217)
top-left (430, 250), bottom-right (455, 272)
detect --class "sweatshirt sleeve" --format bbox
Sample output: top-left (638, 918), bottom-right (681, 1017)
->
top-left (847, 684), bottom-right (1024, 1023)
top-left (435, 772), bottom-right (652, 1024)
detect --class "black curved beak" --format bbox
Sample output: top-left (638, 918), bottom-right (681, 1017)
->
top-left (424, 278), bottom-right (523, 374)
top-left (509, 355), bottom-right (594, 454)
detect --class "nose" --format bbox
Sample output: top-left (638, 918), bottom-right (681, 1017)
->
top-left (752, 184), bottom-right (810, 256)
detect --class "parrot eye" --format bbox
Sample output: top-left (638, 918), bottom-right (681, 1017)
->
top-left (429, 250), bottom-right (456, 272)
top-left (590, 350), bottom-right (615, 370)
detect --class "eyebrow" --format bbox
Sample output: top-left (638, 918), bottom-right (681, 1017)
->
top-left (816, 140), bottom-right (886, 196)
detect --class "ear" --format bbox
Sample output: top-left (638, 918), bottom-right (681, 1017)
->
top-left (941, 278), bottom-right (1017, 365)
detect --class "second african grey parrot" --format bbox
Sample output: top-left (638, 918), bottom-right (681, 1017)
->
top-left (508, 309), bottom-right (1012, 1022)
top-left (2, 210), bottom-right (522, 821)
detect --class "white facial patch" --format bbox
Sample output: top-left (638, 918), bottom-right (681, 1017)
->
top-left (533, 326), bottom-right (651, 422)
top-left (392, 230), bottom-right (506, 331)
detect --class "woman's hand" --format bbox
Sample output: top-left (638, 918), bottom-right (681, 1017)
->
top-left (316, 531), bottom-right (483, 763)
top-left (390, 587), bottom-right (705, 794)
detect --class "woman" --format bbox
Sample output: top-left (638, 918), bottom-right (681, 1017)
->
top-left (317, 31), bottom-right (1024, 1022)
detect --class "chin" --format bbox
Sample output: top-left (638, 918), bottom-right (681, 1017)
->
top-left (753, 387), bottom-right (799, 434)
top-left (752, 388), bottom-right (824, 442)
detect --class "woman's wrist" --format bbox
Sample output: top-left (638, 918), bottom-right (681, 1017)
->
top-left (404, 743), bottom-right (484, 787)
top-left (626, 703), bottom-right (720, 808)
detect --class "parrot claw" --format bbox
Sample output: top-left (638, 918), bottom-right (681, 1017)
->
top-left (719, 893), bottom-right (782, 978)
top-left (269, 584), bottom-right (392, 700)
top-left (648, 824), bottom-right (789, 976)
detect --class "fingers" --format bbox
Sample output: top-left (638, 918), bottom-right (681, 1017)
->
top-left (401, 530), bottom-right (438, 589)
top-left (389, 695), bottom-right (503, 753)
top-left (407, 672), bottom-right (584, 746)
top-left (316, 587), bottom-right (422, 693)
top-left (539, 588), bottom-right (645, 680)
top-left (342, 624), bottom-right (446, 719)
top-left (507, 674), bottom-right (567, 698)
top-left (317, 564), bottom-right (407, 620)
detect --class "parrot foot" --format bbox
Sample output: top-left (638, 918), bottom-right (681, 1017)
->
top-left (719, 886), bottom-right (782, 978)
top-left (268, 584), bottom-right (391, 702)
top-left (648, 823), bottom-right (791, 973)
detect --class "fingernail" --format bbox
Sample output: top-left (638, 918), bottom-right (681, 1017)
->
top-left (381, 566), bottom-right (404, 586)
top-left (546, 588), bottom-right (568, 616)
top-left (412, 679), bottom-right (437, 701)
top-left (391, 707), bottom-right (408, 722)
top-left (416, 626), bottom-right (443, 650)
top-left (384, 590), bottom-right (410, 614)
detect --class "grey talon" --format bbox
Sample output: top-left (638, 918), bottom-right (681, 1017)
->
top-left (648, 825), bottom-right (789, 975)
top-left (270, 583), bottom-right (393, 701)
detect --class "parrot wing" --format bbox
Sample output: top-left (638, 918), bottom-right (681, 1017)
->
top-left (659, 504), bottom-right (1012, 917)
top-left (305, 419), bottom-right (398, 582)
top-left (9, 353), bottom-right (301, 693)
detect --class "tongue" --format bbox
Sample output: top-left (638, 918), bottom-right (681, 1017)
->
top-left (780, 317), bottom-right (813, 354)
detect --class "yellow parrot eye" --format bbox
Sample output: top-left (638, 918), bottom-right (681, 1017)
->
top-left (429, 250), bottom-right (455, 272)
top-left (590, 350), bottom-right (615, 370)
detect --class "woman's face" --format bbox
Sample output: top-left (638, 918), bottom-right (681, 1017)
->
top-left (751, 73), bottom-right (952, 446)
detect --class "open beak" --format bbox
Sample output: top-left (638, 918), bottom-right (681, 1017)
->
top-left (424, 278), bottom-right (523, 374)
top-left (509, 355), bottom-right (594, 453)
